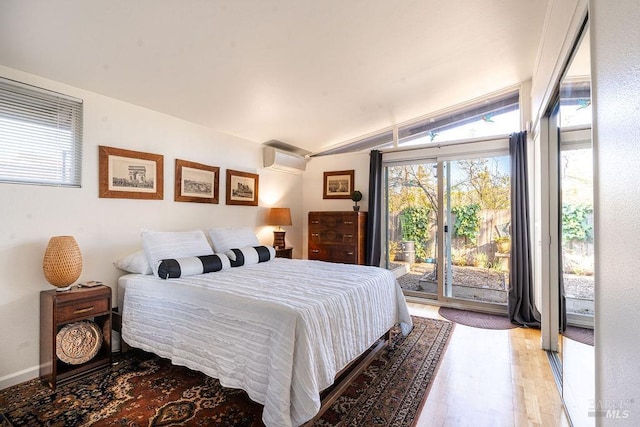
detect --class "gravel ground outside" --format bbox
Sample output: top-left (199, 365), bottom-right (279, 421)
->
top-left (395, 263), bottom-right (594, 301)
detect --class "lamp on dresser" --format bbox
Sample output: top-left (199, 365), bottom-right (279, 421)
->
top-left (267, 207), bottom-right (292, 249)
top-left (42, 235), bottom-right (83, 291)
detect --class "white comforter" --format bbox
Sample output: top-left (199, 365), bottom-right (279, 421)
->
top-left (121, 258), bottom-right (412, 427)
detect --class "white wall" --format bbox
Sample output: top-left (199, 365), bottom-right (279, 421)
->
top-left (0, 66), bottom-right (303, 388)
top-left (302, 153), bottom-right (370, 259)
top-left (591, 0), bottom-right (640, 423)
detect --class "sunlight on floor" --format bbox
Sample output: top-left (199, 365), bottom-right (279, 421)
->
top-left (407, 302), bottom-right (571, 427)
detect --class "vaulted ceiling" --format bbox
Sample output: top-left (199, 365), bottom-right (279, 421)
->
top-left (0, 1), bottom-right (549, 154)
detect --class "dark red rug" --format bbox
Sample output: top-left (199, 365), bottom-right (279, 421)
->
top-left (0, 316), bottom-right (452, 427)
top-left (438, 307), bottom-right (518, 330)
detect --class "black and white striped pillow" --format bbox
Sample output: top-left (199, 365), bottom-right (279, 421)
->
top-left (226, 246), bottom-right (275, 267)
top-left (157, 254), bottom-right (231, 279)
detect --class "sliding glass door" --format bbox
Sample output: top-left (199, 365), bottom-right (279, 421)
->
top-left (386, 150), bottom-right (510, 310)
top-left (444, 156), bottom-right (511, 304)
top-left (386, 160), bottom-right (439, 299)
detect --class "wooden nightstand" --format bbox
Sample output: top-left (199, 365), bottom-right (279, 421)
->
top-left (40, 285), bottom-right (112, 389)
top-left (275, 247), bottom-right (293, 259)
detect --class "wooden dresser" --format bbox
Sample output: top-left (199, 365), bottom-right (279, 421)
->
top-left (308, 211), bottom-right (367, 265)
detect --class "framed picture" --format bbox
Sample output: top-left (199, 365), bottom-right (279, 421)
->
top-left (323, 170), bottom-right (354, 199)
top-left (226, 169), bottom-right (259, 206)
top-left (99, 145), bottom-right (163, 200)
top-left (175, 159), bottom-right (220, 204)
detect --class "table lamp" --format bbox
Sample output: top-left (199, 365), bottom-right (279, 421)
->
top-left (267, 207), bottom-right (292, 249)
top-left (43, 236), bottom-right (83, 291)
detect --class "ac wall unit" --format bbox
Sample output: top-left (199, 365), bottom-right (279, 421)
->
top-left (263, 147), bottom-right (307, 174)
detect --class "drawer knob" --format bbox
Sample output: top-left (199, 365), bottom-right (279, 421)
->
top-left (344, 234), bottom-right (353, 238)
top-left (311, 220), bottom-right (319, 224)
top-left (311, 233), bottom-right (319, 237)
top-left (344, 221), bottom-right (353, 225)
top-left (312, 249), bottom-right (320, 253)
top-left (74, 306), bottom-right (95, 315)
top-left (346, 252), bottom-right (354, 256)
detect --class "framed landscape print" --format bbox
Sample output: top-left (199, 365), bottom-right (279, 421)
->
top-left (323, 170), bottom-right (354, 199)
top-left (174, 159), bottom-right (219, 204)
top-left (99, 146), bottom-right (163, 200)
top-left (226, 169), bottom-right (259, 206)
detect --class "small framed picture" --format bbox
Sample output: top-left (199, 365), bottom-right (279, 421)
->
top-left (99, 146), bottom-right (163, 200)
top-left (175, 159), bottom-right (220, 204)
top-left (323, 170), bottom-right (354, 199)
top-left (226, 169), bottom-right (259, 206)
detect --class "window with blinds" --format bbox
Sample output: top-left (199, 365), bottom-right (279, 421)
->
top-left (0, 77), bottom-right (83, 187)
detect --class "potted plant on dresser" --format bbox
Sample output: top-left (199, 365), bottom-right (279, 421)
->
top-left (351, 190), bottom-right (363, 211)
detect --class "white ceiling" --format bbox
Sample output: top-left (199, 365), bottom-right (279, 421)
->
top-left (0, 0), bottom-right (549, 154)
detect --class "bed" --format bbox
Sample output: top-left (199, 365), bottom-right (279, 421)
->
top-left (117, 229), bottom-right (412, 427)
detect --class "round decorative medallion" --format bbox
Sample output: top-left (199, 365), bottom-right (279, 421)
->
top-left (56, 320), bottom-right (103, 365)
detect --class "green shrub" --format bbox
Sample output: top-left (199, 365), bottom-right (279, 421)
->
top-left (399, 206), bottom-right (431, 261)
top-left (451, 204), bottom-right (481, 244)
top-left (562, 204), bottom-right (593, 242)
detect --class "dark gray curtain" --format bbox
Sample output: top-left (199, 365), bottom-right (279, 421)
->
top-left (508, 131), bottom-right (542, 327)
top-left (366, 150), bottom-right (383, 266)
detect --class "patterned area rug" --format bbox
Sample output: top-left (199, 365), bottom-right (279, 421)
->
top-left (0, 316), bottom-right (452, 427)
top-left (438, 307), bottom-right (518, 330)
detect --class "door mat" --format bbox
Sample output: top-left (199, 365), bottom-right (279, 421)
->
top-left (564, 325), bottom-right (594, 346)
top-left (438, 307), bottom-right (518, 330)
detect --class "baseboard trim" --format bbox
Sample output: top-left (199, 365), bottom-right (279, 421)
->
top-left (0, 365), bottom-right (39, 391)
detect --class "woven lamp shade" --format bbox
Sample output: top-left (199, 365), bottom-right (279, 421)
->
top-left (43, 236), bottom-right (83, 290)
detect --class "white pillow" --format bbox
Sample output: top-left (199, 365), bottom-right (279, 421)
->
top-left (113, 250), bottom-right (152, 275)
top-left (141, 229), bottom-right (214, 277)
top-left (208, 227), bottom-right (259, 253)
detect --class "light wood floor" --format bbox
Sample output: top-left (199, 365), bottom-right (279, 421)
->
top-left (408, 302), bottom-right (571, 427)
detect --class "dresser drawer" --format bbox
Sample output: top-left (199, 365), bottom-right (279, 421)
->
top-left (308, 245), bottom-right (327, 260)
top-left (56, 298), bottom-right (110, 323)
top-left (309, 228), bottom-right (357, 245)
top-left (309, 213), bottom-right (358, 230)
top-left (309, 244), bottom-right (357, 264)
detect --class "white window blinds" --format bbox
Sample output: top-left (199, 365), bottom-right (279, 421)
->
top-left (0, 77), bottom-right (83, 187)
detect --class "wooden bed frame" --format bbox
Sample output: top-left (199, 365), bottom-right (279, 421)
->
top-left (302, 327), bottom-right (397, 425)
